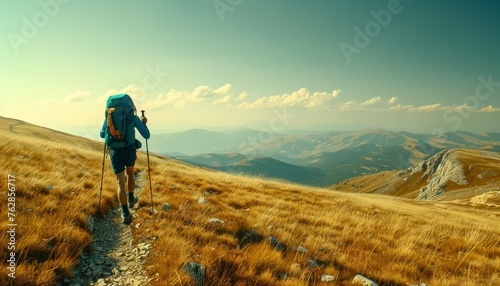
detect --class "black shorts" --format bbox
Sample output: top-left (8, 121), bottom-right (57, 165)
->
top-left (109, 145), bottom-right (137, 174)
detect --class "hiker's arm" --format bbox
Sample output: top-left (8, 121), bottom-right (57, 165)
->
top-left (135, 116), bottom-right (150, 139)
top-left (99, 119), bottom-right (106, 139)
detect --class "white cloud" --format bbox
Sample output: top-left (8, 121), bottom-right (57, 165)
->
top-left (189, 83), bottom-right (232, 101)
top-left (361, 96), bottom-right (382, 106)
top-left (476, 105), bottom-right (500, 112)
top-left (387, 97), bottom-right (399, 104)
top-left (140, 83), bottom-right (237, 110)
top-left (97, 84), bottom-right (146, 104)
top-left (448, 104), bottom-right (476, 112)
top-left (236, 88), bottom-right (341, 110)
top-left (386, 103), bottom-right (484, 112)
top-left (62, 90), bottom-right (91, 102)
top-left (388, 104), bottom-right (413, 111)
top-left (213, 83), bottom-right (232, 95)
top-left (212, 95), bottom-right (232, 106)
top-left (408, 103), bottom-right (442, 111)
top-left (93, 83), bottom-right (490, 115)
top-left (235, 91), bottom-right (249, 101)
top-left (339, 101), bottom-right (364, 111)
top-left (336, 96), bottom-right (382, 111)
top-left (142, 89), bottom-right (189, 110)
top-left (190, 85), bottom-right (212, 100)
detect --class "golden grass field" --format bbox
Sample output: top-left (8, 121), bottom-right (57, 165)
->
top-left (0, 116), bottom-right (499, 285)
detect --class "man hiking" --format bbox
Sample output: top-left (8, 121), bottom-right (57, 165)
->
top-left (100, 94), bottom-right (150, 225)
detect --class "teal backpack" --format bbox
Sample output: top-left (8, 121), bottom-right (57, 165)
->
top-left (105, 94), bottom-right (136, 148)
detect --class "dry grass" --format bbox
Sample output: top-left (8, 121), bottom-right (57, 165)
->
top-left (0, 118), bottom-right (117, 285)
top-left (134, 158), bottom-right (499, 285)
top-left (1, 117), bottom-right (499, 285)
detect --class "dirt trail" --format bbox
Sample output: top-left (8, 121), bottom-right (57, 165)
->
top-left (63, 171), bottom-right (153, 286)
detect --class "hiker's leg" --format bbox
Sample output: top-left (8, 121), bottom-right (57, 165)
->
top-left (126, 165), bottom-right (135, 194)
top-left (116, 170), bottom-right (127, 206)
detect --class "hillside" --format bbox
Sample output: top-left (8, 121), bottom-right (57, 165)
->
top-left (1, 116), bottom-right (499, 286)
top-left (332, 148), bottom-right (500, 203)
top-left (215, 156), bottom-right (325, 186)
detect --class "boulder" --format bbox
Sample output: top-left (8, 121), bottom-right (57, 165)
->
top-left (268, 236), bottom-right (286, 252)
top-left (182, 262), bottom-right (206, 286)
top-left (352, 274), bottom-right (377, 286)
top-left (237, 231), bottom-right (263, 250)
top-left (321, 274), bottom-right (335, 282)
top-left (161, 203), bottom-right (171, 211)
top-left (206, 218), bottom-right (224, 225)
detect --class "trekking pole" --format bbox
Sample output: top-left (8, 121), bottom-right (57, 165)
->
top-left (98, 142), bottom-right (107, 218)
top-left (141, 110), bottom-right (154, 214)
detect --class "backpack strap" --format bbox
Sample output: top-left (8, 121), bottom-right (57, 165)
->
top-left (106, 107), bottom-right (125, 140)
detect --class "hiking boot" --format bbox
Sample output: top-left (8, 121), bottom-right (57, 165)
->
top-left (121, 212), bottom-right (132, 225)
top-left (128, 196), bottom-right (138, 209)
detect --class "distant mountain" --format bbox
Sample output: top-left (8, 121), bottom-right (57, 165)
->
top-left (174, 153), bottom-right (249, 167)
top-left (159, 129), bottom-right (500, 187)
top-left (214, 157), bottom-right (325, 186)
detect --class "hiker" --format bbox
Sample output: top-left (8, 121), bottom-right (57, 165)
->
top-left (100, 94), bottom-right (150, 225)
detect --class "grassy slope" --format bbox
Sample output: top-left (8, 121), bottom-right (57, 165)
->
top-left (0, 117), bottom-right (118, 285)
top-left (332, 149), bottom-right (500, 202)
top-left (0, 117), bottom-right (499, 285)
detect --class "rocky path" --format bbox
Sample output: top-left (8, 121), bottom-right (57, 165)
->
top-left (63, 171), bottom-right (153, 286)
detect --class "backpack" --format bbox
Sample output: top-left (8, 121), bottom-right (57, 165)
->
top-left (105, 94), bottom-right (136, 148)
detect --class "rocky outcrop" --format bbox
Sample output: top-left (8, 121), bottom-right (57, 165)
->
top-left (412, 149), bottom-right (468, 200)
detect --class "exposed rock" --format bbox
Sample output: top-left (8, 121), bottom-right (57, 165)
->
top-left (308, 259), bottom-right (319, 268)
top-left (297, 246), bottom-right (307, 253)
top-left (237, 230), bottom-right (263, 250)
top-left (268, 236), bottom-right (286, 252)
top-left (307, 259), bottom-right (326, 268)
top-left (161, 202), bottom-right (171, 211)
top-left (321, 274), bottom-right (335, 282)
top-left (182, 262), bottom-right (206, 286)
top-left (207, 218), bottom-right (224, 225)
top-left (352, 274), bottom-right (377, 286)
top-left (413, 149), bottom-right (469, 200)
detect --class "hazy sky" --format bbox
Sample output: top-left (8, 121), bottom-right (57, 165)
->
top-left (1, 0), bottom-right (500, 135)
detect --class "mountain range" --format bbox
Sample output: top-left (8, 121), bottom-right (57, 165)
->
top-left (147, 129), bottom-right (500, 186)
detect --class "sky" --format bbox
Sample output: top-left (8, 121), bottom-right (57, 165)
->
top-left (1, 0), bottom-right (500, 137)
